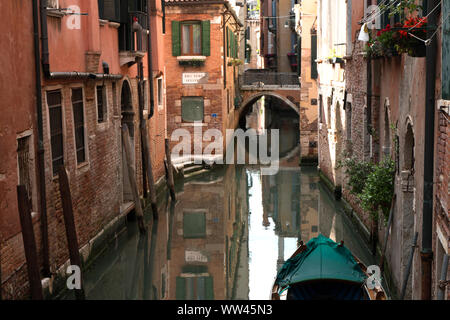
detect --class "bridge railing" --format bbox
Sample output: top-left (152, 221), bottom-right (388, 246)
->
top-left (240, 70), bottom-right (300, 88)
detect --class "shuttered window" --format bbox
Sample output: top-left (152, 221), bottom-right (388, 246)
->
top-left (172, 20), bottom-right (210, 56)
top-left (227, 28), bottom-right (238, 58)
top-left (72, 88), bottom-right (86, 164)
top-left (176, 276), bottom-right (214, 300)
top-left (47, 90), bottom-right (64, 176)
top-left (96, 85), bottom-right (107, 123)
top-left (181, 97), bottom-right (204, 122)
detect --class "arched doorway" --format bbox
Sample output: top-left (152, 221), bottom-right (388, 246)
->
top-left (121, 80), bottom-right (135, 203)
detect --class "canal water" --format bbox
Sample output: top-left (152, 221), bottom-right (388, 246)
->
top-left (63, 102), bottom-right (375, 300)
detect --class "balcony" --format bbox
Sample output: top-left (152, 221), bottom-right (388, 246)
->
top-left (240, 70), bottom-right (300, 89)
top-left (119, 11), bottom-right (148, 66)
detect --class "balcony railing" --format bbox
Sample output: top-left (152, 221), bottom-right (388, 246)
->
top-left (240, 70), bottom-right (300, 87)
top-left (119, 11), bottom-right (148, 52)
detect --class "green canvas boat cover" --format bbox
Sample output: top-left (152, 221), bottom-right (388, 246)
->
top-left (275, 234), bottom-right (367, 288)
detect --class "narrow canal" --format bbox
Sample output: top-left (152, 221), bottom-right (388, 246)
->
top-left (63, 99), bottom-right (375, 300)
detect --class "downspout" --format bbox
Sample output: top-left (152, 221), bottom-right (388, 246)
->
top-left (421, 0), bottom-right (439, 300)
top-left (147, 0), bottom-right (155, 119)
top-left (223, 11), bottom-right (227, 89)
top-left (33, 0), bottom-right (50, 276)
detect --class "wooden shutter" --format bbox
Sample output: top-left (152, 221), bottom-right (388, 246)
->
top-left (175, 277), bottom-right (185, 300)
top-left (201, 20), bottom-right (211, 56)
top-left (226, 27), bottom-right (230, 57)
top-left (205, 277), bottom-right (214, 300)
top-left (443, 0), bottom-right (450, 99)
top-left (172, 21), bottom-right (181, 56)
top-left (311, 33), bottom-right (318, 79)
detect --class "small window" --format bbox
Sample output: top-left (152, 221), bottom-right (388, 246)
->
top-left (143, 80), bottom-right (149, 112)
top-left (47, 0), bottom-right (59, 9)
top-left (157, 78), bottom-right (163, 107)
top-left (182, 22), bottom-right (202, 55)
top-left (181, 97), bottom-right (204, 122)
top-left (183, 211), bottom-right (206, 238)
top-left (96, 85), bottom-right (107, 123)
top-left (17, 136), bottom-right (32, 207)
top-left (47, 90), bottom-right (64, 176)
top-left (72, 88), bottom-right (86, 164)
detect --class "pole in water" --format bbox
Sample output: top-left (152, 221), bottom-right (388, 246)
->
top-left (17, 185), bottom-right (43, 300)
top-left (400, 232), bottom-right (418, 300)
top-left (121, 124), bottom-right (147, 234)
top-left (165, 138), bottom-right (176, 201)
top-left (57, 166), bottom-right (86, 300)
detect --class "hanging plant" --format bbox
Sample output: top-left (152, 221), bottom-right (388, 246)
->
top-left (395, 17), bottom-right (427, 57)
top-left (359, 158), bottom-right (395, 222)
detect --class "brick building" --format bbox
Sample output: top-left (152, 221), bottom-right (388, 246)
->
top-left (164, 0), bottom-right (244, 165)
top-left (0, 0), bottom-right (167, 299)
top-left (317, 0), bottom-right (449, 300)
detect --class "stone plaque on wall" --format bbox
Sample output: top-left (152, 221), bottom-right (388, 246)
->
top-left (182, 72), bottom-right (209, 84)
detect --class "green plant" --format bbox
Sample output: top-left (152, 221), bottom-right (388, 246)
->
top-left (338, 156), bottom-right (375, 196)
top-left (359, 158), bottom-right (395, 222)
top-left (379, 0), bottom-right (422, 19)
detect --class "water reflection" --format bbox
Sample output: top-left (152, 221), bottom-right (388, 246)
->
top-left (67, 107), bottom-right (373, 300)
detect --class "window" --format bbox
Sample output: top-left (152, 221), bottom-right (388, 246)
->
top-left (47, 90), bottom-right (64, 176)
top-left (311, 30), bottom-right (318, 79)
top-left (183, 211), bottom-right (206, 238)
top-left (172, 20), bottom-right (210, 56)
top-left (227, 27), bottom-right (238, 58)
top-left (176, 276), bottom-right (214, 300)
top-left (47, 0), bottom-right (59, 8)
top-left (72, 88), bottom-right (86, 164)
top-left (17, 136), bottom-right (32, 207)
top-left (97, 0), bottom-right (121, 22)
top-left (181, 97), bottom-right (204, 122)
top-left (96, 85), bottom-right (107, 123)
top-left (346, 103), bottom-right (352, 141)
top-left (157, 77), bottom-right (163, 107)
top-left (182, 22), bottom-right (202, 55)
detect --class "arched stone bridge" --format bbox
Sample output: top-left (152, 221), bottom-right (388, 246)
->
top-left (239, 70), bottom-right (318, 163)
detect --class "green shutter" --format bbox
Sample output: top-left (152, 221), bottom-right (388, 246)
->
top-left (201, 20), bottom-right (211, 56)
top-left (311, 34), bottom-right (318, 79)
top-left (172, 21), bottom-right (181, 56)
top-left (176, 277), bottom-right (186, 300)
top-left (205, 276), bottom-right (214, 300)
top-left (443, 0), bottom-right (450, 99)
top-left (227, 27), bottom-right (230, 57)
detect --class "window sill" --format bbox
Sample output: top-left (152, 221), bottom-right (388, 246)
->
top-left (76, 162), bottom-right (90, 175)
top-left (181, 122), bottom-right (207, 127)
top-left (99, 19), bottom-right (108, 26)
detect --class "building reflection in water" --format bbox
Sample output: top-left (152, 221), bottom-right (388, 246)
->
top-left (77, 159), bottom-right (373, 301)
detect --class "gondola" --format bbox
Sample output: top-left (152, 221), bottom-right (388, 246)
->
top-left (271, 234), bottom-right (387, 300)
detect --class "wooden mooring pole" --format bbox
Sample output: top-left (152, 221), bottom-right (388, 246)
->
top-left (58, 166), bottom-right (85, 300)
top-left (140, 123), bottom-right (158, 220)
top-left (17, 185), bottom-right (43, 300)
top-left (122, 124), bottom-right (147, 234)
top-left (165, 138), bottom-right (176, 201)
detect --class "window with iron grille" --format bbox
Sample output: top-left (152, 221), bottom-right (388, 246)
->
top-left (72, 88), bottom-right (86, 164)
top-left (47, 90), bottom-right (64, 176)
top-left (96, 85), bottom-right (107, 123)
top-left (157, 78), bottom-right (163, 108)
top-left (181, 97), bottom-right (204, 122)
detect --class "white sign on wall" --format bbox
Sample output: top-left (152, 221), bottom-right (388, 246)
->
top-left (185, 250), bottom-right (208, 263)
top-left (182, 73), bottom-right (208, 84)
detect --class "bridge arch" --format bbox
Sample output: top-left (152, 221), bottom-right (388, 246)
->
top-left (241, 91), bottom-right (300, 115)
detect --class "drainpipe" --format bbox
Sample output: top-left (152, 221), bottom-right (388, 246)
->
top-left (33, 0), bottom-right (50, 277)
top-left (421, 0), bottom-right (439, 300)
top-left (223, 11), bottom-right (227, 89)
top-left (147, 0), bottom-right (155, 119)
